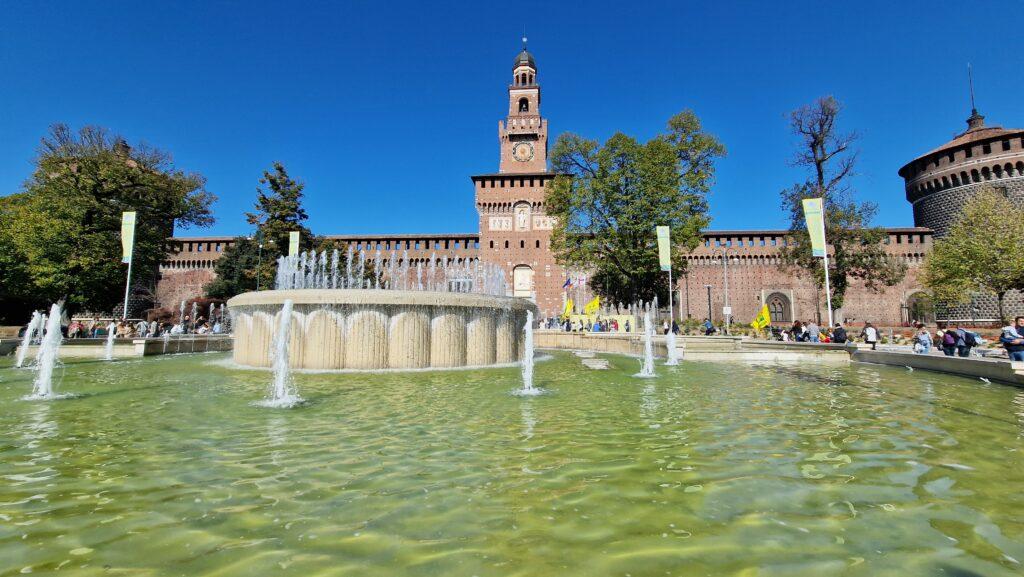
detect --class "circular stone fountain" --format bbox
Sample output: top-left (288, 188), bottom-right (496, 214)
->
top-left (227, 289), bottom-right (537, 370)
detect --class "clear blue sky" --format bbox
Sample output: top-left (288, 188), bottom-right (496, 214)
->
top-left (2, 1), bottom-right (1021, 237)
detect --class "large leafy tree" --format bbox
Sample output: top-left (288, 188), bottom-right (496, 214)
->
top-left (546, 110), bottom-right (725, 304)
top-left (0, 124), bottom-right (213, 321)
top-left (206, 162), bottom-right (314, 298)
top-left (779, 96), bottom-right (905, 316)
top-left (922, 189), bottom-right (1024, 322)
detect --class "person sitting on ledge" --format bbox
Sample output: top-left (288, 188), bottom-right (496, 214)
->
top-left (860, 322), bottom-right (878, 350)
top-left (1000, 317), bottom-right (1024, 362)
top-left (832, 323), bottom-right (848, 344)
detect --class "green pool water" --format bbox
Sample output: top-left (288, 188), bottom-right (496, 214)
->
top-left (1, 352), bottom-right (1023, 576)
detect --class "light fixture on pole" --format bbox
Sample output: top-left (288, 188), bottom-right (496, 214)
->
top-left (712, 247), bottom-right (735, 334)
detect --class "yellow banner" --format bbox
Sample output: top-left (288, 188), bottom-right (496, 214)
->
top-left (288, 231), bottom-right (300, 257)
top-left (583, 296), bottom-right (600, 315)
top-left (656, 226), bottom-right (671, 271)
top-left (562, 298), bottom-right (574, 318)
top-left (801, 198), bottom-right (826, 258)
top-left (120, 211), bottom-right (136, 264)
top-left (752, 304), bottom-right (771, 329)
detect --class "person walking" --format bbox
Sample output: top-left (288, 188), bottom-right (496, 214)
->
top-left (861, 322), bottom-right (878, 350)
top-left (1000, 316), bottom-right (1024, 361)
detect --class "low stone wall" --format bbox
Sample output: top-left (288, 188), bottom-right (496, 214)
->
top-left (533, 331), bottom-right (668, 357)
top-left (15, 335), bottom-right (233, 359)
top-left (535, 332), bottom-right (850, 362)
top-left (0, 339), bottom-right (19, 356)
top-left (852, 350), bottom-right (1024, 386)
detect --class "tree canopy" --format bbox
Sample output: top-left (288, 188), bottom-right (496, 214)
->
top-left (922, 189), bottom-right (1024, 322)
top-left (0, 124), bottom-right (214, 321)
top-left (779, 96), bottom-right (905, 315)
top-left (546, 110), bottom-right (725, 304)
top-left (206, 162), bottom-right (314, 298)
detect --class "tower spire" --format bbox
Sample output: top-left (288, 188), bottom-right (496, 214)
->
top-left (965, 63), bottom-right (985, 130)
top-left (968, 63), bottom-right (977, 113)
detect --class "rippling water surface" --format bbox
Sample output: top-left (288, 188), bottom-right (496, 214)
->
top-left (1, 352), bottom-right (1023, 576)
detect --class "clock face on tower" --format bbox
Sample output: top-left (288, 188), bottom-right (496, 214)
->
top-left (512, 141), bottom-right (534, 162)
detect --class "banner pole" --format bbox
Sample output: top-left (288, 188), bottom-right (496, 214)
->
top-left (667, 267), bottom-right (674, 325)
top-left (823, 249), bottom-right (834, 328)
top-left (122, 257), bottom-right (133, 320)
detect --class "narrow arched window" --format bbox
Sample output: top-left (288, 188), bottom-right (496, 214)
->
top-left (518, 98), bottom-right (529, 112)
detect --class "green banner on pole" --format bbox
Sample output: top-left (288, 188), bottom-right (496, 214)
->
top-left (801, 198), bottom-right (826, 258)
top-left (656, 226), bottom-right (671, 271)
top-left (120, 211), bottom-right (136, 264)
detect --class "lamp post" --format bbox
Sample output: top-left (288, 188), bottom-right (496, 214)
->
top-left (713, 248), bottom-right (736, 334)
top-left (705, 284), bottom-right (712, 322)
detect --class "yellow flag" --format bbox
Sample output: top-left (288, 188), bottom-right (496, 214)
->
top-left (584, 296), bottom-right (600, 315)
top-left (562, 298), bottom-right (574, 318)
top-left (751, 304), bottom-right (771, 330)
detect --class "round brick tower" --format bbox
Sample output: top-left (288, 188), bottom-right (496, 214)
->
top-left (899, 109), bottom-right (1024, 237)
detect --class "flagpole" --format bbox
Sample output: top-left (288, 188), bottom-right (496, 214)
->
top-left (822, 249), bottom-right (834, 328)
top-left (122, 257), bottom-right (133, 320)
top-left (667, 267), bottom-right (674, 325)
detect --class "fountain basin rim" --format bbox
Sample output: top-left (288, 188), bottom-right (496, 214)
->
top-left (227, 289), bottom-right (539, 312)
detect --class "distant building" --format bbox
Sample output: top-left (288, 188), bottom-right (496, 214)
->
top-left (159, 47), bottom-right (1021, 326)
top-left (899, 109), bottom-right (1024, 237)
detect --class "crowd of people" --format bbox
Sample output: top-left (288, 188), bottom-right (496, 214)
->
top-left (22, 314), bottom-right (226, 339)
top-left (537, 313), bottom-right (1024, 361)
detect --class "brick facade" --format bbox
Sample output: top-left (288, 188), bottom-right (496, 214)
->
top-left (682, 229), bottom-right (931, 327)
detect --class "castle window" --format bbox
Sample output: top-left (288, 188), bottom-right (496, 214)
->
top-left (505, 240), bottom-right (509, 248)
top-left (535, 240), bottom-right (540, 248)
top-left (489, 241), bottom-right (494, 249)
top-left (965, 147), bottom-right (973, 158)
top-left (948, 152), bottom-right (954, 163)
top-left (520, 240), bottom-right (525, 248)
top-left (983, 143), bottom-right (991, 154)
top-left (519, 98), bottom-right (529, 112)
top-left (1003, 140), bottom-right (1011, 151)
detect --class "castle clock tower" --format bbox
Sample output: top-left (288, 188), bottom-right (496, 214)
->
top-left (472, 40), bottom-right (564, 317)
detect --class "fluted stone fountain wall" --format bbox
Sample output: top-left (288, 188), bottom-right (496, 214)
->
top-left (227, 289), bottom-right (536, 370)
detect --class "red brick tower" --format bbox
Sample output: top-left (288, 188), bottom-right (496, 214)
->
top-left (473, 40), bottom-right (564, 316)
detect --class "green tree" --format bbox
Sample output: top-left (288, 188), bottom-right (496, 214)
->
top-left (546, 111), bottom-right (725, 304)
top-left (0, 124), bottom-right (213, 321)
top-left (779, 96), bottom-right (905, 316)
top-left (922, 189), bottom-right (1024, 322)
top-left (206, 162), bottom-right (313, 298)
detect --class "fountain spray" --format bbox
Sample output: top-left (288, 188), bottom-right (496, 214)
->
top-left (258, 299), bottom-right (302, 408)
top-left (104, 322), bottom-right (116, 361)
top-left (635, 306), bottom-right (656, 378)
top-left (28, 303), bottom-right (65, 400)
top-left (15, 311), bottom-right (42, 368)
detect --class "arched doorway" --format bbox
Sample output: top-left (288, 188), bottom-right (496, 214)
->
top-left (905, 292), bottom-right (935, 324)
top-left (512, 265), bottom-right (534, 299)
top-left (765, 292), bottom-right (792, 323)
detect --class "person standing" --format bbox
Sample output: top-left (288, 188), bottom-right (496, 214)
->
top-left (861, 322), bottom-right (878, 350)
top-left (955, 325), bottom-right (977, 358)
top-left (1000, 317), bottom-right (1024, 361)
top-left (914, 324), bottom-right (932, 354)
